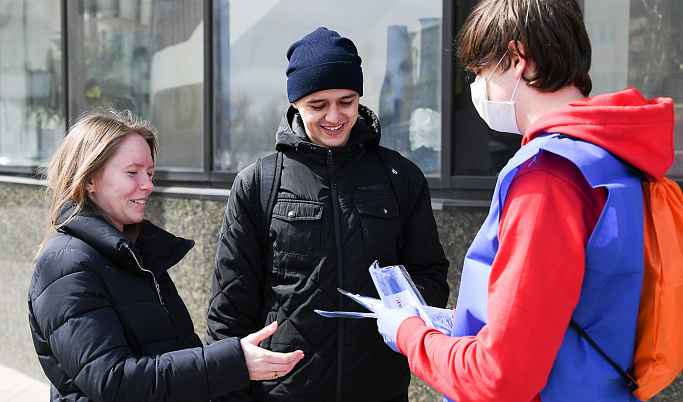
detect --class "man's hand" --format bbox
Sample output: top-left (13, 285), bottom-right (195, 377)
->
top-left (424, 306), bottom-right (455, 335)
top-left (375, 306), bottom-right (420, 353)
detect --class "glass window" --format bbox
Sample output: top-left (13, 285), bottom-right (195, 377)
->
top-left (585, 0), bottom-right (683, 178)
top-left (451, 0), bottom-right (522, 177)
top-left (213, 0), bottom-right (442, 175)
top-left (451, 0), bottom-right (683, 179)
top-left (66, 0), bottom-right (204, 171)
top-left (0, 0), bottom-right (63, 166)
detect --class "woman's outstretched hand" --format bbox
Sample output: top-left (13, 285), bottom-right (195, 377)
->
top-left (240, 321), bottom-right (305, 381)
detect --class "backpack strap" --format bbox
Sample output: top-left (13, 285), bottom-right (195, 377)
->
top-left (375, 146), bottom-right (409, 231)
top-left (256, 151), bottom-right (283, 261)
top-left (569, 319), bottom-right (639, 392)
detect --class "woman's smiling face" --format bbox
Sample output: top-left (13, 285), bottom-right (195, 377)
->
top-left (86, 133), bottom-right (154, 232)
top-left (292, 88), bottom-right (359, 148)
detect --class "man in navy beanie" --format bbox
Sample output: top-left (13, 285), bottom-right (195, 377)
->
top-left (208, 27), bottom-right (449, 401)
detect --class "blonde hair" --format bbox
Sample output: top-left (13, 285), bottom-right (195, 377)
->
top-left (36, 109), bottom-right (158, 258)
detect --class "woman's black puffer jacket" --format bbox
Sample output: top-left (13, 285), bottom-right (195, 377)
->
top-left (207, 105), bottom-right (450, 401)
top-left (29, 202), bottom-right (250, 401)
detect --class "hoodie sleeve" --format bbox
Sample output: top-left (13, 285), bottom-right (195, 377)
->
top-left (395, 151), bottom-right (606, 401)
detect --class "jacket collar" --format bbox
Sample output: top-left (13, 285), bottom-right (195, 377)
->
top-left (57, 201), bottom-right (194, 278)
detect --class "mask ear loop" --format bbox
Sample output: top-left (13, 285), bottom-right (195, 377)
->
top-left (509, 75), bottom-right (522, 103)
top-left (486, 50), bottom-right (509, 82)
top-left (484, 51), bottom-right (510, 101)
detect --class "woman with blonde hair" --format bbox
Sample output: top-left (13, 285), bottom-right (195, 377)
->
top-left (29, 110), bottom-right (303, 401)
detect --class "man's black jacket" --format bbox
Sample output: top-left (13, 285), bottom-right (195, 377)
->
top-left (207, 105), bottom-right (450, 401)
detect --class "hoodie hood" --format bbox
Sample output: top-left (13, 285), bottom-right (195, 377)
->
top-left (275, 103), bottom-right (381, 153)
top-left (524, 87), bottom-right (675, 180)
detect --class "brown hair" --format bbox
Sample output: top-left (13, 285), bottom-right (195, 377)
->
top-left (457, 0), bottom-right (592, 97)
top-left (36, 109), bottom-right (158, 258)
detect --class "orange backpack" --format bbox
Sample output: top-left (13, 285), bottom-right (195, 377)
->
top-left (632, 177), bottom-right (683, 400)
top-left (572, 177), bottom-right (683, 400)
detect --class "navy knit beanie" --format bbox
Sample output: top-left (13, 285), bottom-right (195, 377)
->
top-left (286, 27), bottom-right (363, 103)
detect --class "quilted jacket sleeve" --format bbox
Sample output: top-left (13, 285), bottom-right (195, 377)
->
top-left (398, 159), bottom-right (450, 308)
top-left (207, 164), bottom-right (264, 342)
top-left (206, 166), bottom-right (264, 400)
top-left (28, 248), bottom-right (250, 402)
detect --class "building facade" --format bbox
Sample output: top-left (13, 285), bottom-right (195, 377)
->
top-left (1, 1), bottom-right (681, 400)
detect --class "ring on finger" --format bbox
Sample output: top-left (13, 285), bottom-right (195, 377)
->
top-left (272, 371), bottom-right (278, 379)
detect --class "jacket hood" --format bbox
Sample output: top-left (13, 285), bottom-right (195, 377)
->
top-left (524, 87), bottom-right (675, 180)
top-left (57, 201), bottom-right (194, 277)
top-left (275, 103), bottom-right (381, 153)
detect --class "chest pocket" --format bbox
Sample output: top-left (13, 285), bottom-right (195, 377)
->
top-left (271, 199), bottom-right (323, 270)
top-left (354, 185), bottom-right (402, 256)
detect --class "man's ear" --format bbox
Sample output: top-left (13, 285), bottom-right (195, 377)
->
top-left (291, 102), bottom-right (299, 110)
top-left (508, 41), bottom-right (530, 80)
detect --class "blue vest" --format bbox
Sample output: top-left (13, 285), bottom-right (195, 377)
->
top-left (446, 134), bottom-right (643, 401)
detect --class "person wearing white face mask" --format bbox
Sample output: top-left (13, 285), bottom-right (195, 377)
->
top-left (374, 0), bottom-right (675, 401)
top-left (469, 50), bottom-right (523, 135)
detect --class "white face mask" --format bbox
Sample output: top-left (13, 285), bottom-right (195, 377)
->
top-left (470, 53), bottom-right (522, 134)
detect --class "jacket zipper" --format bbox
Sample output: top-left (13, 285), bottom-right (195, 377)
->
top-left (123, 243), bottom-right (168, 314)
top-left (328, 149), bottom-right (344, 402)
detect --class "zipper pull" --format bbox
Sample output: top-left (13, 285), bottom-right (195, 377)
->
top-left (155, 281), bottom-right (166, 309)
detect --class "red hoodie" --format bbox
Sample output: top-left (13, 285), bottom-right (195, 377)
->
top-left (397, 88), bottom-right (674, 401)
top-left (525, 87), bottom-right (674, 180)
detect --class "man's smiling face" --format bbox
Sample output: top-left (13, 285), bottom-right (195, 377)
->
top-left (292, 88), bottom-right (359, 148)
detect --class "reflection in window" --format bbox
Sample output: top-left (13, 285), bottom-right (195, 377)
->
top-left (66, 0), bottom-right (204, 171)
top-left (0, 0), bottom-right (63, 166)
top-left (628, 0), bottom-right (683, 177)
top-left (213, 0), bottom-right (442, 175)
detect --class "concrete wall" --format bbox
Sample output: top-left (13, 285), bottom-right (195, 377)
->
top-left (1, 180), bottom-right (681, 401)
